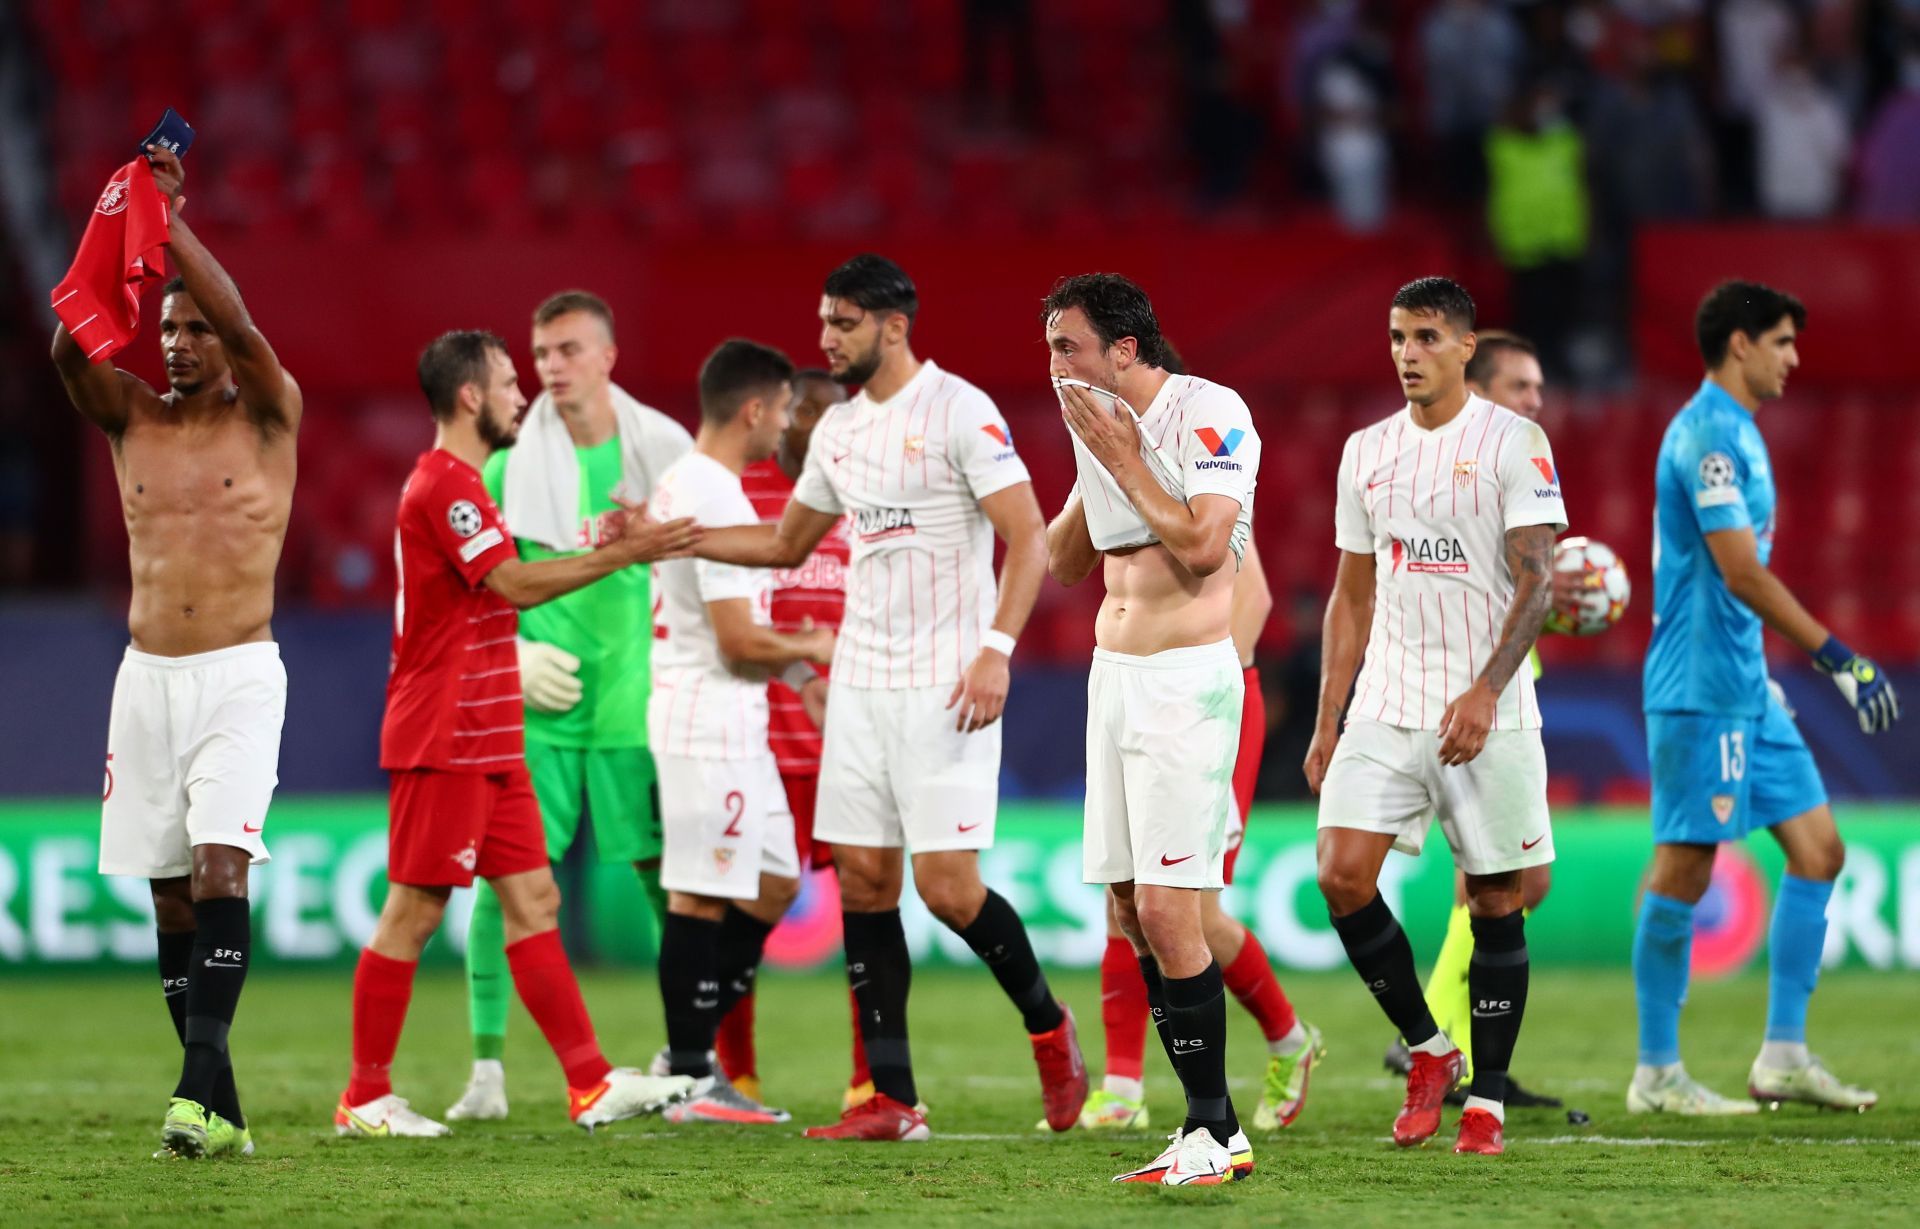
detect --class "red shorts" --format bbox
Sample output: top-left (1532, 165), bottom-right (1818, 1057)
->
top-left (1224, 664), bottom-right (1265, 886)
top-left (781, 771), bottom-right (834, 871)
top-left (387, 766), bottom-right (547, 887)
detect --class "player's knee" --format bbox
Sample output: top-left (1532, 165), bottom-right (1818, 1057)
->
top-left (916, 876), bottom-right (983, 929)
top-left (1316, 863), bottom-right (1375, 915)
top-left (504, 876), bottom-right (562, 932)
top-left (1793, 835), bottom-right (1846, 883)
top-left (761, 874), bottom-right (801, 916)
top-left (149, 884), bottom-right (195, 932)
top-left (1522, 863), bottom-right (1553, 911)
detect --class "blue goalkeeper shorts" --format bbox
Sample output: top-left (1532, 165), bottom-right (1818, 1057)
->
top-left (1647, 699), bottom-right (1827, 845)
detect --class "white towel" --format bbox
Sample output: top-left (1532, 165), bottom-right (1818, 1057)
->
top-left (499, 382), bottom-right (694, 551)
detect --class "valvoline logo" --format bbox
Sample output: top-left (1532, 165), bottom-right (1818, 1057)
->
top-left (1530, 457), bottom-right (1557, 485)
top-left (1195, 427), bottom-right (1244, 457)
top-left (981, 424), bottom-right (1011, 446)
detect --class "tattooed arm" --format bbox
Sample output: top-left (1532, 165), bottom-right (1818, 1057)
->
top-left (1436, 523), bottom-right (1556, 766)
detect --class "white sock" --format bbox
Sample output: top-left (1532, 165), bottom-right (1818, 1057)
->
top-left (1411, 1031), bottom-right (1454, 1058)
top-left (1104, 1075), bottom-right (1144, 1102)
top-left (473, 1058), bottom-right (503, 1076)
top-left (1462, 1094), bottom-right (1505, 1124)
top-left (1758, 1040), bottom-right (1810, 1071)
top-left (1633, 1061), bottom-right (1682, 1088)
top-left (1269, 1021), bottom-right (1307, 1054)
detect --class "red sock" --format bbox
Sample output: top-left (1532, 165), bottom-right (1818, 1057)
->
top-left (505, 929), bottom-right (612, 1090)
top-left (715, 991), bottom-right (757, 1081)
top-left (1223, 930), bottom-right (1297, 1042)
top-left (1101, 936), bottom-right (1149, 1082)
top-left (847, 988), bottom-right (871, 1088)
top-left (1233, 664), bottom-right (1265, 820)
top-left (347, 948), bottom-right (417, 1106)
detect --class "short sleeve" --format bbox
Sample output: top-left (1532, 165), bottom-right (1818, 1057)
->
top-left (693, 484), bottom-right (761, 602)
top-left (422, 464), bottom-right (514, 587)
top-left (1334, 433), bottom-right (1374, 554)
top-left (1669, 422), bottom-right (1752, 534)
top-left (949, 390), bottom-right (1031, 501)
top-left (1176, 384), bottom-right (1259, 509)
top-left (1497, 417), bottom-right (1569, 534)
top-left (793, 408), bottom-right (845, 515)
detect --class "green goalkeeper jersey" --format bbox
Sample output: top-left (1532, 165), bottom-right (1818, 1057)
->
top-left (483, 439), bottom-right (652, 749)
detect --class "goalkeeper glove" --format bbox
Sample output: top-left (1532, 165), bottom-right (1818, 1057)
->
top-left (517, 638), bottom-right (582, 714)
top-left (1811, 636), bottom-right (1900, 734)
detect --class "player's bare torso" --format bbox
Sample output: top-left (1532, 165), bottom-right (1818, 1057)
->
top-left (1096, 542), bottom-right (1234, 656)
top-left (114, 386), bottom-right (295, 656)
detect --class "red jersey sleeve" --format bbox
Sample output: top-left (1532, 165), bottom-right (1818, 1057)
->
top-left (420, 463), bottom-right (515, 588)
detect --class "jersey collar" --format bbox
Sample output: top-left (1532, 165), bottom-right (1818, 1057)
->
top-left (1400, 393), bottom-right (1487, 438)
top-left (1693, 376), bottom-right (1754, 417)
top-left (858, 358), bottom-right (939, 409)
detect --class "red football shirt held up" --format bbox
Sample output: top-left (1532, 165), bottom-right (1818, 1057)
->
top-left (381, 450), bottom-right (524, 772)
top-left (740, 458), bottom-right (848, 775)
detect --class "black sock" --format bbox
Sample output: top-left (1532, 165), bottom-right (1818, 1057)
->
top-left (1138, 954), bottom-right (1180, 1073)
top-left (1330, 893), bottom-right (1440, 1046)
top-left (172, 898), bottom-right (250, 1110)
top-left (712, 907), bottom-right (776, 1019)
top-left (1467, 910), bottom-right (1529, 1103)
top-left (952, 890), bottom-right (1063, 1034)
top-left (843, 909), bottom-right (915, 1106)
top-left (658, 912), bottom-right (722, 1077)
top-left (1163, 962), bottom-right (1238, 1140)
top-left (158, 929), bottom-right (245, 1128)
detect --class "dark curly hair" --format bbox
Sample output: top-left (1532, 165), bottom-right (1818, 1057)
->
top-left (1040, 273), bottom-right (1172, 368)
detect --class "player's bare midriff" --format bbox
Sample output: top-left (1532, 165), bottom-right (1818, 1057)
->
top-left (116, 398), bottom-right (294, 657)
top-left (1095, 541), bottom-right (1234, 657)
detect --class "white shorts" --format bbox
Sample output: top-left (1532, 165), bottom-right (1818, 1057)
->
top-left (1083, 639), bottom-right (1242, 891)
top-left (657, 750), bottom-right (798, 900)
top-left (814, 682), bottom-right (1001, 853)
top-left (100, 642), bottom-right (285, 878)
top-left (1316, 717), bottom-right (1554, 876)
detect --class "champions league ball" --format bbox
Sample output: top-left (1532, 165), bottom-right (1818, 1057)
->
top-left (1544, 536), bottom-right (1630, 637)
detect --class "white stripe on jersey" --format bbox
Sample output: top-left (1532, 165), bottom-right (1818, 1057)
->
top-left (1334, 395), bottom-right (1566, 732)
top-left (792, 359), bottom-right (1027, 691)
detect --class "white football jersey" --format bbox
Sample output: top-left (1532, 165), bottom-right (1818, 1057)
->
top-left (793, 359), bottom-right (1030, 690)
top-left (648, 451), bottom-right (772, 758)
top-left (1334, 395), bottom-right (1566, 732)
top-left (1067, 374), bottom-right (1259, 562)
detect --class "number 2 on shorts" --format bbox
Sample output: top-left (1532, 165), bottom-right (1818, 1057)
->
top-left (722, 790), bottom-right (745, 838)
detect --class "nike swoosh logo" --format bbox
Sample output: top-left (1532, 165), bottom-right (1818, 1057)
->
top-left (958, 822), bottom-right (983, 832)
top-left (693, 998), bottom-right (720, 1009)
top-left (243, 821), bottom-right (264, 833)
top-left (1471, 1009), bottom-right (1512, 1018)
top-left (1160, 854), bottom-right (1196, 866)
top-left (1521, 835), bottom-right (1545, 850)
top-left (343, 1109), bottom-right (390, 1135)
top-left (833, 452), bottom-right (850, 464)
top-left (1367, 480), bottom-right (1389, 490)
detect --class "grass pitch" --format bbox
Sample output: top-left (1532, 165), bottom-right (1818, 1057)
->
top-left (1, 967), bottom-right (1915, 1227)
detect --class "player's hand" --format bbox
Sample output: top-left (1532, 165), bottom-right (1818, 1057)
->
top-left (607, 496), bottom-right (701, 563)
top-left (799, 675), bottom-right (829, 730)
top-left (517, 638), bottom-right (582, 714)
top-left (1303, 721), bottom-right (1341, 795)
top-left (797, 615), bottom-right (835, 666)
top-left (1544, 567), bottom-right (1586, 630)
top-left (1436, 680), bottom-right (1497, 766)
top-left (145, 144), bottom-right (185, 207)
top-left (948, 647), bottom-right (1011, 733)
top-left (1813, 636), bottom-right (1901, 734)
top-left (1058, 382), bottom-right (1140, 475)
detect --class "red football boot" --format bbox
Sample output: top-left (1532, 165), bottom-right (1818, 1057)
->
top-left (1031, 1003), bottom-right (1089, 1132)
top-left (1393, 1047), bottom-right (1465, 1147)
top-left (1453, 1107), bottom-right (1504, 1155)
top-left (802, 1093), bottom-right (931, 1142)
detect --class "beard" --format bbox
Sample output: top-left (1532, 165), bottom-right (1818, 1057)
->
top-left (837, 347), bottom-right (881, 387)
top-left (478, 409), bottom-right (519, 451)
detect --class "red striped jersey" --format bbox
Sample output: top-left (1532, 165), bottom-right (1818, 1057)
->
top-left (741, 456), bottom-right (848, 774)
top-left (381, 450), bottom-right (524, 772)
top-left (790, 360), bottom-right (1029, 690)
top-left (1334, 395), bottom-right (1566, 732)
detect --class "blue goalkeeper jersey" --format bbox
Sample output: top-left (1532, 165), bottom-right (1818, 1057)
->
top-left (1643, 378), bottom-right (1775, 718)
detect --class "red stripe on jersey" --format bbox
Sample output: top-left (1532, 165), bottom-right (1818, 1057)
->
top-left (1417, 593), bottom-right (1427, 728)
top-left (1471, 404), bottom-right (1497, 516)
top-left (1438, 589), bottom-right (1450, 707)
top-left (1388, 420), bottom-right (1404, 517)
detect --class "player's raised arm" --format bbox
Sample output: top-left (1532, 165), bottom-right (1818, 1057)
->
top-left (1304, 548), bottom-right (1375, 794)
top-left (1704, 527), bottom-right (1900, 733)
top-left (144, 145), bottom-right (300, 431)
top-left (50, 322), bottom-right (141, 436)
top-left (1044, 490), bottom-right (1100, 586)
top-left (1059, 383), bottom-right (1239, 577)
